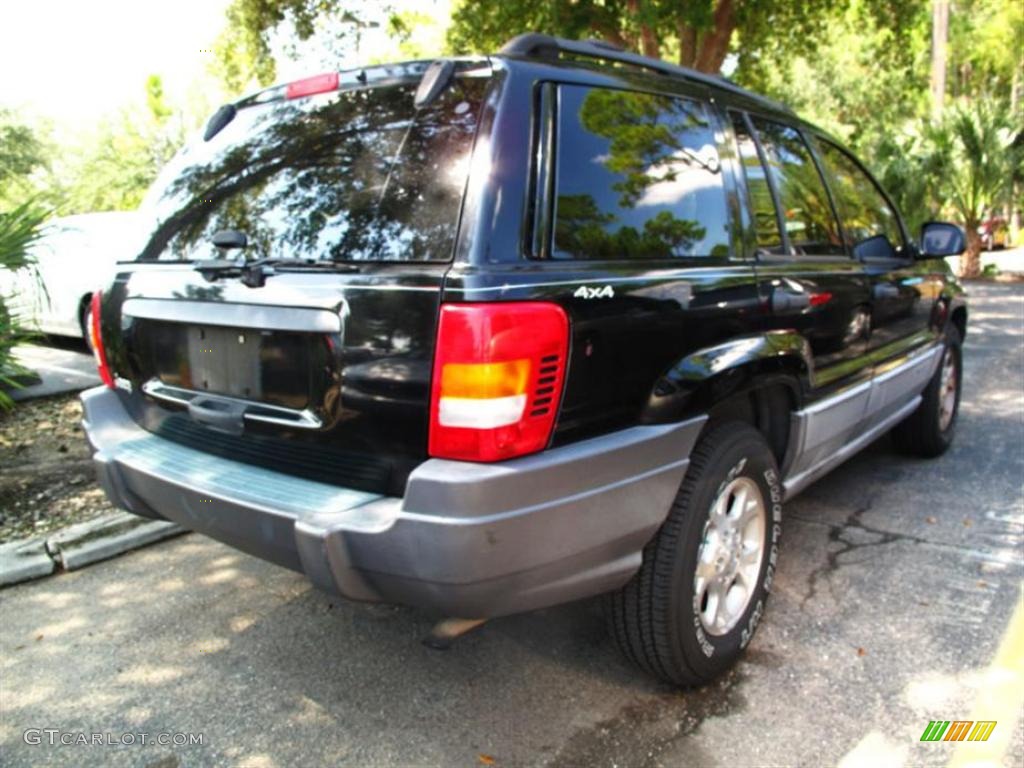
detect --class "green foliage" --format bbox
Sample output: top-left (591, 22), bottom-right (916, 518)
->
top-left (866, 127), bottom-right (943, 234)
top-left (732, 0), bottom-right (1020, 261)
top-left (446, 0), bottom-right (837, 74)
top-left (60, 75), bottom-right (185, 214)
top-left (0, 200), bottom-right (49, 409)
top-left (0, 199), bottom-right (48, 272)
top-left (386, 10), bottom-right (451, 61)
top-left (0, 112), bottom-right (46, 190)
top-left (0, 111), bottom-right (52, 209)
top-left (880, 99), bottom-right (1022, 276)
top-left (948, 0), bottom-right (1024, 100)
top-left (213, 0), bottom-right (397, 93)
top-left (925, 100), bottom-right (1020, 230)
top-left (738, 0), bottom-right (931, 148)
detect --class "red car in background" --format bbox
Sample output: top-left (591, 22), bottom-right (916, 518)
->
top-left (979, 216), bottom-right (1009, 250)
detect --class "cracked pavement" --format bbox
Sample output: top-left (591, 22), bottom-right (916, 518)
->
top-left (1, 282), bottom-right (1022, 767)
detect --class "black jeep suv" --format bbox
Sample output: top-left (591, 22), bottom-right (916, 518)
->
top-left (81, 34), bottom-right (968, 685)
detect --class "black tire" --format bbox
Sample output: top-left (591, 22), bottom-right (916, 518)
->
top-left (606, 422), bottom-right (783, 686)
top-left (80, 298), bottom-right (95, 353)
top-left (891, 325), bottom-right (962, 458)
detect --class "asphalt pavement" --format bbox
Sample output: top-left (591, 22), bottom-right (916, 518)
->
top-left (0, 282), bottom-right (1021, 768)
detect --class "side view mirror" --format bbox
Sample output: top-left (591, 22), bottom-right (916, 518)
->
top-left (919, 221), bottom-right (966, 258)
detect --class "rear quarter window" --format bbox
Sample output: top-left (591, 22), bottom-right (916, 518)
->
top-left (550, 85), bottom-right (731, 260)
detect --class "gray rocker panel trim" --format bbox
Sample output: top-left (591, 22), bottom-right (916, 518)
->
top-left (783, 343), bottom-right (941, 499)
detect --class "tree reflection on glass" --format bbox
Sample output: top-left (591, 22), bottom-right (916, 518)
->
top-left (815, 139), bottom-right (903, 259)
top-left (748, 118), bottom-right (845, 257)
top-left (553, 86), bottom-right (730, 260)
top-left (138, 78), bottom-right (487, 263)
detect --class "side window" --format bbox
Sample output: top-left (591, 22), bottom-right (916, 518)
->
top-left (749, 118), bottom-right (845, 257)
top-left (730, 114), bottom-right (784, 254)
top-left (551, 85), bottom-right (731, 260)
top-left (815, 140), bottom-right (904, 259)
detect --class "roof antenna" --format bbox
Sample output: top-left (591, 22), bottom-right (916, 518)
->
top-left (414, 60), bottom-right (455, 108)
top-left (203, 104), bottom-right (237, 142)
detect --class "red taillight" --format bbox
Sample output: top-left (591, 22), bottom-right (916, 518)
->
top-left (89, 291), bottom-right (115, 388)
top-left (809, 291), bottom-right (833, 307)
top-left (285, 72), bottom-right (339, 100)
top-left (429, 302), bottom-right (569, 462)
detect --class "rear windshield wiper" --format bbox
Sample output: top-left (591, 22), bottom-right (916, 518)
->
top-left (254, 258), bottom-right (359, 273)
top-left (193, 257), bottom-right (359, 284)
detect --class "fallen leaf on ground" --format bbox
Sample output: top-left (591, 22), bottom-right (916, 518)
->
top-left (478, 755), bottom-right (496, 766)
top-left (856, 647), bottom-right (867, 657)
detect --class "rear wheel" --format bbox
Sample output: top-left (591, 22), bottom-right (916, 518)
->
top-left (892, 325), bottom-right (962, 457)
top-left (80, 298), bottom-right (94, 353)
top-left (606, 422), bottom-right (782, 686)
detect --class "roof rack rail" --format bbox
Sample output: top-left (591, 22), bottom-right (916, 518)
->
top-left (498, 33), bottom-right (792, 114)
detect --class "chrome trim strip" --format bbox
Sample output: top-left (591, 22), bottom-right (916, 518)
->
top-left (445, 271), bottom-right (722, 293)
top-left (801, 378), bottom-right (872, 416)
top-left (142, 380), bottom-right (322, 430)
top-left (873, 344), bottom-right (940, 384)
top-left (797, 343), bottom-right (940, 419)
top-left (122, 298), bottom-right (342, 333)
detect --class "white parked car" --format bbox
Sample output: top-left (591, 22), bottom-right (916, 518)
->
top-left (3, 211), bottom-right (142, 346)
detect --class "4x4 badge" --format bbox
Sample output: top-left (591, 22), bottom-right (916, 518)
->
top-left (574, 285), bottom-right (615, 299)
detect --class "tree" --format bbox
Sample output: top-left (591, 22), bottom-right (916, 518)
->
top-left (61, 75), bottom-right (186, 213)
top-left (948, 0), bottom-right (1024, 103)
top-left (0, 111), bottom-right (51, 210)
top-left (925, 101), bottom-right (1021, 277)
top-left (732, 0), bottom-right (942, 235)
top-left (736, 1), bottom-right (930, 142)
top-left (213, 0), bottom-right (396, 93)
top-left (0, 200), bottom-right (50, 408)
top-left (447, 0), bottom-right (840, 74)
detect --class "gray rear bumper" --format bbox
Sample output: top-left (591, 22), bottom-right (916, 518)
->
top-left (81, 387), bottom-right (705, 617)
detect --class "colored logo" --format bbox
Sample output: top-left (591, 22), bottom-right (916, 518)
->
top-left (920, 720), bottom-right (997, 742)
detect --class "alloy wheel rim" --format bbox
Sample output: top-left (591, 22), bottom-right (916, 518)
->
top-left (938, 347), bottom-right (958, 432)
top-left (693, 475), bottom-right (766, 636)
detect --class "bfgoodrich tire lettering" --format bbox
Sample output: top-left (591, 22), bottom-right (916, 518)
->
top-left (606, 422), bottom-right (782, 686)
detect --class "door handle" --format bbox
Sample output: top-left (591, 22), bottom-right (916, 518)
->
top-left (771, 289), bottom-right (811, 312)
top-left (188, 396), bottom-right (246, 436)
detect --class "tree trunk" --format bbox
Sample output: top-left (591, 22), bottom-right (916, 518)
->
top-left (620, 0), bottom-right (640, 51)
top-left (639, 24), bottom-right (660, 58)
top-left (930, 0), bottom-right (949, 120)
top-left (694, 0), bottom-right (736, 73)
top-left (960, 226), bottom-right (983, 278)
top-left (1011, 68), bottom-right (1022, 244)
top-left (678, 23), bottom-right (697, 68)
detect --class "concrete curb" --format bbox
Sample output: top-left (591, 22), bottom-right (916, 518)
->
top-left (0, 512), bottom-right (185, 588)
top-left (0, 538), bottom-right (55, 587)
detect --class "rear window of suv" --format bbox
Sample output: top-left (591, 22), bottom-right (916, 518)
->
top-left (551, 85), bottom-right (731, 260)
top-left (137, 74), bottom-right (489, 263)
